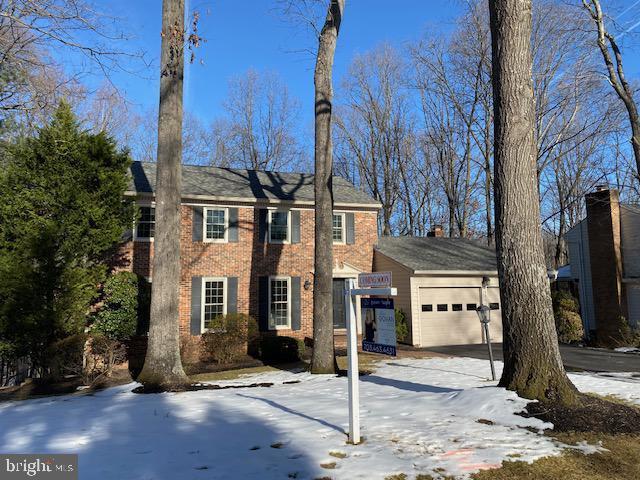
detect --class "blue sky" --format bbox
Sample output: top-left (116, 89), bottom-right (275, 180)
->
top-left (101, 0), bottom-right (464, 125)
top-left (96, 0), bottom-right (640, 129)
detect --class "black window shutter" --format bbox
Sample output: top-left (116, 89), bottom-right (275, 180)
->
top-left (291, 210), bottom-right (301, 244)
top-left (291, 277), bottom-right (301, 331)
top-left (258, 276), bottom-right (269, 331)
top-left (346, 212), bottom-right (355, 244)
top-left (227, 277), bottom-right (238, 314)
top-left (192, 207), bottom-right (203, 242)
top-left (258, 209), bottom-right (268, 243)
top-left (228, 208), bottom-right (239, 242)
top-left (190, 277), bottom-right (202, 335)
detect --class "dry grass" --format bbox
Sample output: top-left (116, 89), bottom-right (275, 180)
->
top-left (386, 433), bottom-right (640, 480)
top-left (472, 433), bottom-right (640, 480)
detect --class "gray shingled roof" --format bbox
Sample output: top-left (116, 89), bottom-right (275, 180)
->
top-left (128, 161), bottom-right (380, 207)
top-left (376, 236), bottom-right (497, 272)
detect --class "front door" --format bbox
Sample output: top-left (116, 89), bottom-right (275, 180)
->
top-left (332, 279), bottom-right (347, 329)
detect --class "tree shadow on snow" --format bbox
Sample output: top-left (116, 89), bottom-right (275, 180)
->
top-left (361, 374), bottom-right (461, 394)
top-left (386, 361), bottom-right (488, 381)
top-left (237, 393), bottom-right (345, 435)
top-left (0, 385), bottom-right (318, 479)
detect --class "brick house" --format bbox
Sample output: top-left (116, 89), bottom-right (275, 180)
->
top-left (122, 161), bottom-right (380, 343)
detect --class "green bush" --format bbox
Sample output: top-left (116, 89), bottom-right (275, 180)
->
top-left (555, 310), bottom-right (584, 344)
top-left (552, 291), bottom-right (584, 344)
top-left (92, 272), bottom-right (139, 341)
top-left (200, 314), bottom-right (259, 364)
top-left (552, 291), bottom-right (579, 314)
top-left (259, 336), bottom-right (304, 363)
top-left (395, 308), bottom-right (409, 343)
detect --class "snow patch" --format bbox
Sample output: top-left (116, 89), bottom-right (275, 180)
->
top-left (0, 357), bottom-right (638, 479)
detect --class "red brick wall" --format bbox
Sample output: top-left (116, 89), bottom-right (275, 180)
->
top-left (585, 189), bottom-right (627, 344)
top-left (120, 203), bottom-right (379, 340)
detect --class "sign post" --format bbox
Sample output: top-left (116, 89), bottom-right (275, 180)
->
top-left (344, 278), bottom-right (360, 444)
top-left (344, 273), bottom-right (397, 444)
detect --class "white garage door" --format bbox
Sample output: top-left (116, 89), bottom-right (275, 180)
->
top-left (418, 287), bottom-right (503, 347)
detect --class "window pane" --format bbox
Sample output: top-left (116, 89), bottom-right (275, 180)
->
top-left (136, 207), bottom-right (155, 238)
top-left (490, 303), bottom-right (500, 310)
top-left (452, 304), bottom-right (463, 311)
top-left (466, 303), bottom-right (477, 311)
top-left (206, 209), bottom-right (226, 240)
top-left (437, 304), bottom-right (448, 312)
top-left (421, 304), bottom-right (433, 312)
top-left (332, 214), bottom-right (343, 241)
top-left (270, 279), bottom-right (289, 327)
top-left (270, 212), bottom-right (288, 241)
top-left (203, 280), bottom-right (225, 330)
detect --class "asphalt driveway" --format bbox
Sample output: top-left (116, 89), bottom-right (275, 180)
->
top-left (420, 343), bottom-right (640, 373)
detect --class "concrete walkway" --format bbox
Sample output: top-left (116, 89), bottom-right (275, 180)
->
top-left (411, 343), bottom-right (640, 373)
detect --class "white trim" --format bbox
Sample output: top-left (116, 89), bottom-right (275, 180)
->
top-left (332, 212), bottom-right (347, 245)
top-left (201, 277), bottom-right (228, 333)
top-left (268, 276), bottom-right (291, 330)
top-left (203, 206), bottom-right (229, 243)
top-left (133, 204), bottom-right (156, 242)
top-left (125, 190), bottom-right (382, 210)
top-left (268, 209), bottom-right (291, 244)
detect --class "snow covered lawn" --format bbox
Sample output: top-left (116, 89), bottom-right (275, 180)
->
top-left (1, 357), bottom-right (639, 479)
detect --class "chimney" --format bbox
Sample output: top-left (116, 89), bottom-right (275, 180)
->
top-left (427, 225), bottom-right (444, 238)
top-left (585, 187), bottom-right (627, 344)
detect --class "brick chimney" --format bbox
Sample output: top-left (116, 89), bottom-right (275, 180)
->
top-left (585, 187), bottom-right (626, 343)
top-left (427, 224), bottom-right (444, 238)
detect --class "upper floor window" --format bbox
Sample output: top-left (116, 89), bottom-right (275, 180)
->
top-left (204, 208), bottom-right (227, 242)
top-left (333, 213), bottom-right (345, 243)
top-left (135, 206), bottom-right (155, 240)
top-left (269, 210), bottom-right (290, 243)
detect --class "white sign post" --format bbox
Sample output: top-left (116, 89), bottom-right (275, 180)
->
top-left (344, 276), bottom-right (397, 445)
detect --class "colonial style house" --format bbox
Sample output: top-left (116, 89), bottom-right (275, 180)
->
top-left (123, 161), bottom-right (381, 342)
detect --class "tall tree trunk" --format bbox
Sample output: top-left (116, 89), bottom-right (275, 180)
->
top-left (138, 0), bottom-right (190, 389)
top-left (489, 0), bottom-right (577, 403)
top-left (311, 0), bottom-right (344, 374)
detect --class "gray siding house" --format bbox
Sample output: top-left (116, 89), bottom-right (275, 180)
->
top-left (565, 187), bottom-right (640, 341)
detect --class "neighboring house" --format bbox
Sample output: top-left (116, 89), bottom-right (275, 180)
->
top-left (373, 232), bottom-right (503, 347)
top-left (565, 187), bottom-right (640, 340)
top-left (123, 161), bottom-right (381, 344)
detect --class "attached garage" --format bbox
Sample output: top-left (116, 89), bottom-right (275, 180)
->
top-left (374, 236), bottom-right (503, 347)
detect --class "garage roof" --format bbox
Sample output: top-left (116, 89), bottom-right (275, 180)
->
top-left (375, 236), bottom-right (497, 273)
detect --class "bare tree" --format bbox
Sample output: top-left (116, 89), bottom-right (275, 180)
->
top-left (335, 44), bottom-right (411, 236)
top-left (582, 0), bottom-right (640, 178)
top-left (310, 0), bottom-right (344, 375)
top-left (138, 0), bottom-right (190, 390)
top-left (210, 69), bottom-right (303, 171)
top-left (0, 0), bottom-right (143, 123)
top-left (489, 0), bottom-right (577, 403)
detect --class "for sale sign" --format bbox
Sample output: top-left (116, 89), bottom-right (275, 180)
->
top-left (361, 298), bottom-right (396, 356)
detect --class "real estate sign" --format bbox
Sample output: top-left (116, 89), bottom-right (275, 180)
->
top-left (361, 298), bottom-right (396, 356)
top-left (358, 272), bottom-right (392, 288)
